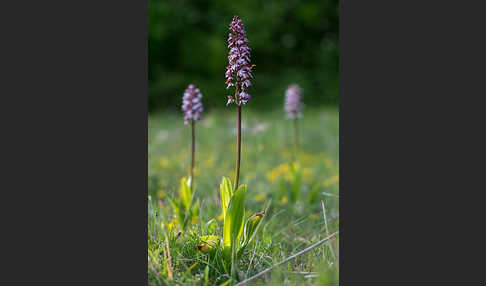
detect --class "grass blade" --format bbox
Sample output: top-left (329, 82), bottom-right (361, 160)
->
top-left (234, 231), bottom-right (339, 286)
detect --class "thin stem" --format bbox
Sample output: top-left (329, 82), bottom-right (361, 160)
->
top-left (190, 119), bottom-right (195, 191)
top-left (293, 118), bottom-right (299, 161)
top-left (234, 105), bottom-right (242, 190)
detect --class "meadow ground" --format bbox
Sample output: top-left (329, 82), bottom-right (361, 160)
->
top-left (148, 107), bottom-right (339, 285)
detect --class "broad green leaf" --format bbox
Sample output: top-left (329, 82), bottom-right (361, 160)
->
top-left (223, 184), bottom-right (246, 254)
top-left (243, 211), bottom-right (264, 245)
top-left (220, 177), bottom-right (233, 218)
top-left (167, 196), bottom-right (180, 219)
top-left (230, 185), bottom-right (246, 244)
top-left (179, 177), bottom-right (192, 210)
top-left (167, 196), bottom-right (185, 228)
top-left (192, 200), bottom-right (199, 216)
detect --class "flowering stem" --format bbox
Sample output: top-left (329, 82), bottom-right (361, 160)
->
top-left (293, 118), bottom-right (299, 159)
top-left (190, 119), bottom-right (195, 191)
top-left (234, 105), bottom-right (242, 190)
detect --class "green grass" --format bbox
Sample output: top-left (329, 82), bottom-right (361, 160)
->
top-left (148, 107), bottom-right (339, 285)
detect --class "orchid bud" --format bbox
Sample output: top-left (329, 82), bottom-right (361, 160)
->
top-left (197, 235), bottom-right (219, 253)
top-left (244, 211), bottom-right (264, 243)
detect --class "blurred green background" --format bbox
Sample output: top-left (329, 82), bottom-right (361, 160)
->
top-left (149, 0), bottom-right (338, 112)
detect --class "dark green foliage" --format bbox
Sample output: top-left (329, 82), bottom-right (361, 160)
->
top-left (149, 0), bottom-right (338, 112)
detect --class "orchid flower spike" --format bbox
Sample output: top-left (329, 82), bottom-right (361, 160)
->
top-left (225, 16), bottom-right (253, 106)
top-left (182, 84), bottom-right (203, 124)
top-left (284, 84), bottom-right (303, 119)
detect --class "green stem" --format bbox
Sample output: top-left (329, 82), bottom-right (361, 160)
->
top-left (234, 105), bottom-right (242, 190)
top-left (293, 118), bottom-right (299, 160)
top-left (190, 119), bottom-right (195, 191)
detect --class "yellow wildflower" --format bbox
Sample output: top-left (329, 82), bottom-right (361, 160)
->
top-left (300, 152), bottom-right (317, 165)
top-left (267, 163), bottom-right (291, 182)
top-left (254, 193), bottom-right (266, 202)
top-left (203, 157), bottom-right (215, 168)
top-left (267, 168), bottom-right (279, 182)
top-left (323, 175), bottom-right (339, 187)
top-left (168, 219), bottom-right (178, 231)
top-left (158, 157), bottom-right (170, 168)
top-left (302, 167), bottom-right (313, 181)
top-left (322, 156), bottom-right (334, 170)
top-left (217, 212), bottom-right (224, 221)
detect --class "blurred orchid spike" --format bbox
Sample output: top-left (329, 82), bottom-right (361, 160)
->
top-left (285, 84), bottom-right (303, 119)
top-left (225, 16), bottom-right (253, 106)
top-left (182, 84), bottom-right (203, 124)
